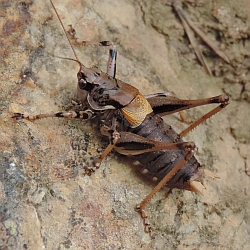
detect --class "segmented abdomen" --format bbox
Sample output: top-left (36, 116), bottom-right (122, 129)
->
top-left (129, 113), bottom-right (204, 191)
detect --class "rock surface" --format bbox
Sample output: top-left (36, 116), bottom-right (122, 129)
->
top-left (1, 0), bottom-right (250, 249)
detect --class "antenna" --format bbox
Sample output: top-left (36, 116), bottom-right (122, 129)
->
top-left (50, 0), bottom-right (80, 62)
top-left (53, 55), bottom-right (82, 67)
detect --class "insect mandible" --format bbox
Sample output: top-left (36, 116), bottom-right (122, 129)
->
top-left (12, 0), bottom-right (230, 232)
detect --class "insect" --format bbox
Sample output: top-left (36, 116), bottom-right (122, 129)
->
top-left (12, 0), bottom-right (229, 232)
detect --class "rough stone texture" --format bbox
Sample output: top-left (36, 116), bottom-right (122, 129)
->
top-left (1, 0), bottom-right (250, 249)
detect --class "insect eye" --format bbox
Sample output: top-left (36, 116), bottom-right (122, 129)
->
top-left (98, 88), bottom-right (104, 94)
top-left (78, 79), bottom-right (87, 89)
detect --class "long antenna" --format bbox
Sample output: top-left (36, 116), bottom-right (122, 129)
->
top-left (50, 0), bottom-right (80, 62)
top-left (54, 55), bottom-right (82, 67)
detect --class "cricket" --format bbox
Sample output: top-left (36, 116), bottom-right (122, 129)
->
top-left (12, 0), bottom-right (229, 232)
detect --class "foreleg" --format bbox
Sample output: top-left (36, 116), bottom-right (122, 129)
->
top-left (12, 110), bottom-right (96, 121)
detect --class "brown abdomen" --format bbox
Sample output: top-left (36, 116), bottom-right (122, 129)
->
top-left (129, 113), bottom-right (204, 191)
